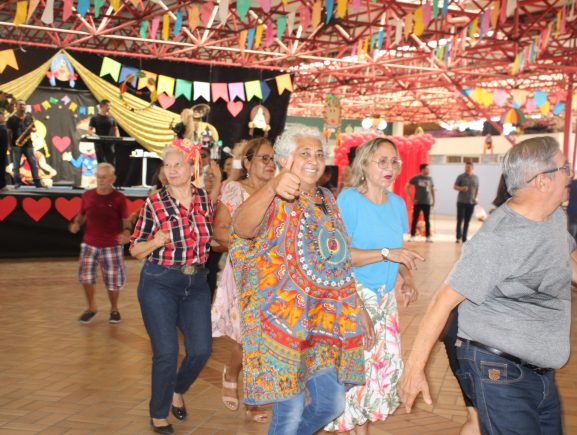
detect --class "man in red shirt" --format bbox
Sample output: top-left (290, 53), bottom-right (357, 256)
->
top-left (69, 163), bottom-right (131, 324)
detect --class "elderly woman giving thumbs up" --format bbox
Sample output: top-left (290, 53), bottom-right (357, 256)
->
top-left (229, 125), bottom-right (375, 435)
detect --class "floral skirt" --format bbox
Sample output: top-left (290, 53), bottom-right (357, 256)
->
top-left (211, 258), bottom-right (241, 343)
top-left (325, 284), bottom-right (403, 432)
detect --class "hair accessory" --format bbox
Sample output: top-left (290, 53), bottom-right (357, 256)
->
top-left (172, 138), bottom-right (202, 182)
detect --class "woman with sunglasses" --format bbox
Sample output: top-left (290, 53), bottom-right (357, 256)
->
top-left (325, 138), bottom-right (424, 434)
top-left (211, 137), bottom-right (276, 423)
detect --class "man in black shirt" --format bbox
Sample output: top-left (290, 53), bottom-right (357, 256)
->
top-left (88, 99), bottom-right (119, 164)
top-left (6, 100), bottom-right (42, 188)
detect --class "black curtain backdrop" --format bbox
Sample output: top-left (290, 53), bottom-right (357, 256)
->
top-left (0, 46), bottom-right (292, 152)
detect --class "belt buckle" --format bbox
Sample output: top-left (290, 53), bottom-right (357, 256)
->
top-left (181, 265), bottom-right (196, 275)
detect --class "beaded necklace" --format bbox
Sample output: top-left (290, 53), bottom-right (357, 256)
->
top-left (300, 188), bottom-right (339, 259)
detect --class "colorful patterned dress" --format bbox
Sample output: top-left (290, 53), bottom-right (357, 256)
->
top-left (211, 181), bottom-right (249, 343)
top-left (228, 187), bottom-right (366, 405)
top-left (325, 188), bottom-right (407, 431)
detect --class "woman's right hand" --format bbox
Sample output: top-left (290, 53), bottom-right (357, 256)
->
top-left (153, 230), bottom-right (170, 248)
top-left (387, 248), bottom-right (425, 270)
top-left (271, 153), bottom-right (300, 200)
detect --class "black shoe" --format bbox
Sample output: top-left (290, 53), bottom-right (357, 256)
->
top-left (150, 419), bottom-right (174, 434)
top-left (79, 310), bottom-right (97, 324)
top-left (171, 403), bottom-right (187, 421)
top-left (109, 311), bottom-right (122, 324)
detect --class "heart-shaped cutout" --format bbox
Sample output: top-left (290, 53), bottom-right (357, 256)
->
top-left (52, 135), bottom-right (71, 153)
top-left (0, 196), bottom-right (17, 221)
top-left (227, 101), bottom-right (243, 117)
top-left (22, 197), bottom-right (52, 222)
top-left (126, 199), bottom-right (145, 217)
top-left (55, 197), bottom-right (82, 221)
top-left (157, 93), bottom-right (176, 109)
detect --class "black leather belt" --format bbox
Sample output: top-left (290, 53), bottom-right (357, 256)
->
top-left (165, 264), bottom-right (206, 276)
top-left (456, 337), bottom-right (553, 375)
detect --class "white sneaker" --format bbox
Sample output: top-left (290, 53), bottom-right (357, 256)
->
top-left (426, 237), bottom-right (433, 243)
top-left (408, 236), bottom-right (415, 242)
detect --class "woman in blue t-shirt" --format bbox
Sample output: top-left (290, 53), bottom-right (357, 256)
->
top-left (326, 138), bottom-right (424, 434)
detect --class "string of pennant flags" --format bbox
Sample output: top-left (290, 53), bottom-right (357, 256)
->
top-left (30, 95), bottom-right (97, 116)
top-left (12, 0), bottom-right (576, 74)
top-left (99, 56), bottom-right (293, 111)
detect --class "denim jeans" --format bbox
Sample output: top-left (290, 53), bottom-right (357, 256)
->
top-left (456, 202), bottom-right (475, 241)
top-left (268, 369), bottom-right (345, 435)
top-left (137, 262), bottom-right (212, 419)
top-left (11, 145), bottom-right (40, 185)
top-left (456, 340), bottom-right (563, 435)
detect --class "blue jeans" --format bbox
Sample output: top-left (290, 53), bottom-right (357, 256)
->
top-left (268, 369), bottom-right (345, 435)
top-left (137, 262), bottom-right (212, 419)
top-left (456, 340), bottom-right (562, 435)
top-left (11, 145), bottom-right (40, 185)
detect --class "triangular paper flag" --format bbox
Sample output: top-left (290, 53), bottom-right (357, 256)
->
top-left (77, 0), bottom-right (90, 17)
top-left (265, 21), bottom-right (274, 47)
top-left (137, 70), bottom-right (157, 90)
top-left (261, 80), bottom-right (271, 102)
top-left (254, 24), bottom-right (264, 48)
top-left (337, 0), bottom-right (347, 18)
top-left (218, 0), bottom-right (230, 23)
top-left (237, 0), bottom-right (251, 20)
top-left (299, 6), bottom-right (310, 33)
top-left (162, 13), bottom-right (170, 40)
top-left (247, 28), bottom-right (255, 49)
top-left (552, 102), bottom-right (565, 116)
top-left (404, 13), bottom-right (413, 39)
top-left (245, 81), bottom-right (262, 101)
top-left (41, 0), bottom-right (54, 25)
top-left (99, 57), bottom-right (122, 81)
top-left (0, 49), bottom-right (19, 73)
top-left (534, 90), bottom-right (547, 107)
top-left (119, 65), bottom-right (139, 87)
top-left (277, 16), bottom-right (286, 39)
top-left (14, 1), bottom-right (28, 26)
top-left (325, 0), bottom-right (334, 24)
top-left (27, 0), bottom-right (41, 21)
top-left (188, 5), bottom-right (200, 31)
top-left (287, 10), bottom-right (297, 35)
top-left (239, 30), bottom-right (247, 53)
top-left (540, 100), bottom-right (550, 115)
top-left (229, 82), bottom-right (246, 101)
top-left (414, 7), bottom-right (424, 36)
top-left (140, 20), bottom-right (148, 38)
top-left (150, 17), bottom-right (160, 39)
top-left (94, 0), bottom-right (104, 18)
top-left (312, 0), bottom-right (322, 28)
top-left (175, 79), bottom-right (192, 100)
top-left (200, 1), bottom-right (213, 26)
top-left (110, 0), bottom-right (121, 12)
top-left (211, 83), bottom-right (229, 102)
top-left (63, 0), bottom-right (73, 21)
top-left (193, 81), bottom-right (211, 101)
top-left (525, 98), bottom-right (536, 113)
top-left (174, 9), bottom-right (184, 36)
top-left (157, 75), bottom-right (176, 97)
top-left (492, 89), bottom-right (508, 106)
top-left (276, 74), bottom-right (293, 94)
top-left (261, 0), bottom-right (271, 13)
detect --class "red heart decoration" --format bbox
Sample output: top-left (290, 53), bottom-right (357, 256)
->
top-left (126, 199), bottom-right (145, 217)
top-left (157, 93), bottom-right (176, 109)
top-left (52, 135), bottom-right (71, 153)
top-left (227, 101), bottom-right (243, 117)
top-left (55, 197), bottom-right (82, 221)
top-left (22, 197), bottom-right (52, 222)
top-left (0, 196), bottom-right (17, 221)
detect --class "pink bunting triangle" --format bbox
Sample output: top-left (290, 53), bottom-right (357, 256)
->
top-left (265, 21), bottom-right (274, 47)
top-left (299, 5), bottom-right (311, 33)
top-left (201, 1), bottom-right (214, 26)
top-left (260, 0), bottom-right (271, 13)
top-left (422, 1), bottom-right (432, 28)
top-left (63, 0), bottom-right (73, 21)
top-left (150, 17), bottom-right (160, 39)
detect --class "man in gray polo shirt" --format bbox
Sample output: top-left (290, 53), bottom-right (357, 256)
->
top-left (454, 162), bottom-right (479, 243)
top-left (399, 136), bottom-right (576, 434)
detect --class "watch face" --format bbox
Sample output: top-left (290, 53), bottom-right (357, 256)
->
top-left (381, 248), bottom-right (390, 257)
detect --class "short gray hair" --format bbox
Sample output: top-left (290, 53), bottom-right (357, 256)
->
top-left (502, 136), bottom-right (560, 195)
top-left (350, 138), bottom-right (399, 187)
top-left (273, 124), bottom-right (325, 167)
top-left (96, 162), bottom-right (115, 175)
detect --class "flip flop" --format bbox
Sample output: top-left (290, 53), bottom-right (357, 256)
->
top-left (222, 367), bottom-right (239, 411)
top-left (246, 407), bottom-right (268, 423)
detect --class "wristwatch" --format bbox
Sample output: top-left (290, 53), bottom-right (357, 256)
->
top-left (381, 247), bottom-right (390, 261)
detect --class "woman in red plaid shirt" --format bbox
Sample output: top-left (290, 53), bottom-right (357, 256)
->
top-left (130, 145), bottom-right (216, 434)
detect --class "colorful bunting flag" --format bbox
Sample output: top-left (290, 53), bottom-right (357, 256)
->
top-left (255, 24), bottom-right (264, 48)
top-left (78, 0), bottom-right (90, 17)
top-left (414, 7), bottom-right (424, 36)
top-left (188, 5), bottom-right (200, 31)
top-left (63, 0), bottom-right (73, 21)
top-left (218, 0), bottom-right (230, 23)
top-left (211, 83), bottom-right (229, 102)
top-left (0, 49), bottom-right (19, 73)
top-left (277, 16), bottom-right (286, 39)
top-left (140, 21), bottom-right (148, 38)
top-left (337, 0), bottom-right (347, 18)
top-left (275, 74), bottom-right (293, 94)
top-left (174, 9), bottom-right (184, 36)
top-left (157, 75), bottom-right (176, 96)
top-left (27, 0), bottom-right (41, 21)
top-left (41, 0), bottom-right (54, 25)
top-left (162, 13), bottom-right (170, 40)
top-left (100, 57), bottom-right (122, 81)
top-left (261, 80), bottom-right (272, 102)
top-left (137, 70), bottom-right (157, 90)
top-left (150, 17), bottom-right (160, 39)
top-left (239, 29), bottom-right (247, 53)
top-left (94, 0), bottom-right (105, 18)
top-left (312, 0), bottom-right (322, 29)
top-left (119, 65), bottom-right (139, 87)
top-left (237, 0), bottom-right (251, 20)
top-left (326, 0), bottom-right (334, 24)
top-left (245, 81), bottom-right (262, 101)
top-left (247, 28), bottom-right (255, 49)
top-left (193, 82), bottom-right (211, 101)
top-left (229, 83), bottom-right (246, 101)
top-left (175, 79), bottom-right (192, 100)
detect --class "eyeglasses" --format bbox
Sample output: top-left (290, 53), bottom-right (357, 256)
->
top-left (526, 162), bottom-right (572, 184)
top-left (371, 158), bottom-right (402, 169)
top-left (253, 154), bottom-right (275, 164)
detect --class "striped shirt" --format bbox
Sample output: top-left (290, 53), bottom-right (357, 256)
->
top-left (131, 183), bottom-right (213, 265)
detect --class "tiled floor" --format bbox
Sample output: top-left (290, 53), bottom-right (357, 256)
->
top-left (1, 216), bottom-right (576, 434)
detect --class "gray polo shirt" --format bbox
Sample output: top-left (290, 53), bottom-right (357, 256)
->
top-left (446, 204), bottom-right (575, 369)
top-left (454, 173), bottom-right (479, 204)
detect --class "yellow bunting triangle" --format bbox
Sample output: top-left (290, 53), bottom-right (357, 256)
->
top-left (491, 0), bottom-right (499, 29)
top-left (99, 57), bottom-right (121, 81)
top-left (27, 0), bottom-right (40, 21)
top-left (414, 6), bottom-right (424, 36)
top-left (337, 0), bottom-right (347, 18)
top-left (275, 74), bottom-right (293, 94)
top-left (188, 5), bottom-right (200, 31)
top-left (110, 0), bottom-right (121, 12)
top-left (312, 0), bottom-right (322, 29)
top-left (14, 1), bottom-right (28, 25)
top-left (162, 13), bottom-right (170, 40)
top-left (0, 49), bottom-right (19, 73)
top-left (540, 100), bottom-right (550, 115)
top-left (255, 24), bottom-right (264, 48)
top-left (245, 81), bottom-right (262, 101)
top-left (404, 13), bottom-right (413, 39)
top-left (157, 75), bottom-right (175, 97)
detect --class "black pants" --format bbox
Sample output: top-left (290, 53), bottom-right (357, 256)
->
top-left (0, 126), bottom-right (7, 189)
top-left (95, 142), bottom-right (115, 165)
top-left (441, 308), bottom-right (474, 407)
top-left (456, 203), bottom-right (475, 242)
top-left (410, 204), bottom-right (431, 237)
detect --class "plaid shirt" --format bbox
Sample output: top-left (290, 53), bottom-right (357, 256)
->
top-left (131, 183), bottom-right (213, 265)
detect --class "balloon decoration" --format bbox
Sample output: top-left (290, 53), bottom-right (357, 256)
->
top-left (501, 108), bottom-right (525, 126)
top-left (334, 131), bottom-right (435, 201)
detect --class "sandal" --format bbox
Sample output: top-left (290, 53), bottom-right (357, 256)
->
top-left (222, 367), bottom-right (239, 411)
top-left (246, 407), bottom-right (268, 423)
